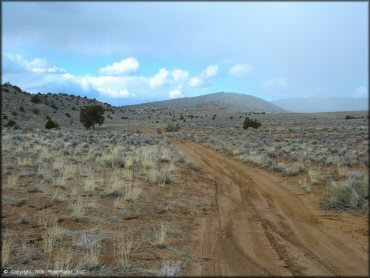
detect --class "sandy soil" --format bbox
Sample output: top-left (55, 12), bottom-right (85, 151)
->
top-left (173, 140), bottom-right (368, 276)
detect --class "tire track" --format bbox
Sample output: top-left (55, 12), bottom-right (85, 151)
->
top-left (173, 140), bottom-right (368, 276)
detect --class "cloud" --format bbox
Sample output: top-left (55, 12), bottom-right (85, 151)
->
top-left (168, 87), bottom-right (184, 99)
top-left (188, 64), bottom-right (218, 88)
top-left (188, 76), bottom-right (205, 88)
top-left (354, 86), bottom-right (367, 98)
top-left (229, 63), bottom-right (252, 77)
top-left (262, 78), bottom-right (288, 92)
top-left (99, 57), bottom-right (139, 75)
top-left (202, 65), bottom-right (219, 78)
top-left (149, 68), bottom-right (169, 88)
top-left (171, 68), bottom-right (189, 82)
top-left (4, 53), bottom-right (65, 75)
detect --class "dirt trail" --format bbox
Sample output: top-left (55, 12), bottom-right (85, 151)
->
top-left (173, 140), bottom-right (368, 276)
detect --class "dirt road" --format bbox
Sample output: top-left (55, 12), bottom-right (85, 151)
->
top-left (173, 140), bottom-right (368, 276)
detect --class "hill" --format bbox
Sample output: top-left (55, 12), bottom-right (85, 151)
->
top-left (126, 92), bottom-right (285, 113)
top-left (272, 97), bottom-right (368, 113)
top-left (1, 83), bottom-right (115, 129)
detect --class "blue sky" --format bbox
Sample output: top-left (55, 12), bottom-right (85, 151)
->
top-left (2, 2), bottom-right (368, 106)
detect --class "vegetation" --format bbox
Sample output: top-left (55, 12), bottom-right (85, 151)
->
top-left (45, 117), bottom-right (60, 129)
top-left (165, 123), bottom-right (181, 132)
top-left (4, 120), bottom-right (16, 127)
top-left (80, 105), bottom-right (105, 130)
top-left (31, 94), bottom-right (42, 104)
top-left (243, 117), bottom-right (261, 129)
top-left (345, 115), bottom-right (357, 120)
top-left (320, 175), bottom-right (368, 211)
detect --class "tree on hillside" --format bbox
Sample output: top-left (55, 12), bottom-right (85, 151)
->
top-left (80, 105), bottom-right (105, 130)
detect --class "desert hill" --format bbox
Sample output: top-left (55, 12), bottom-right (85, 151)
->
top-left (1, 84), bottom-right (285, 129)
top-left (1, 83), bottom-right (116, 129)
top-left (127, 92), bottom-right (285, 113)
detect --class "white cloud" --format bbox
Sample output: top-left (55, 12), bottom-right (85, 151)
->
top-left (171, 68), bottom-right (189, 82)
top-left (188, 76), bottom-right (205, 88)
top-left (229, 63), bottom-right (252, 77)
top-left (168, 87), bottom-right (184, 99)
top-left (4, 53), bottom-right (65, 75)
top-left (202, 64), bottom-right (219, 78)
top-left (262, 78), bottom-right (288, 92)
top-left (355, 86), bottom-right (367, 98)
top-left (149, 68), bottom-right (169, 88)
top-left (188, 64), bottom-right (218, 88)
top-left (99, 57), bottom-right (139, 75)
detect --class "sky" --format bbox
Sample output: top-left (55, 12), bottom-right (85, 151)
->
top-left (2, 2), bottom-right (368, 106)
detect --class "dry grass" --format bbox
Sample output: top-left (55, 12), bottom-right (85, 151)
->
top-left (124, 183), bottom-right (142, 201)
top-left (79, 238), bottom-right (101, 270)
top-left (84, 179), bottom-right (98, 193)
top-left (152, 223), bottom-right (167, 247)
top-left (6, 175), bottom-right (19, 188)
top-left (1, 237), bottom-right (11, 268)
top-left (114, 237), bottom-right (135, 267)
top-left (53, 246), bottom-right (73, 270)
top-left (71, 198), bottom-right (86, 219)
top-left (300, 177), bottom-right (311, 193)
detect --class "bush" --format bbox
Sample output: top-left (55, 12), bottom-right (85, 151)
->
top-left (345, 115), bottom-right (357, 120)
top-left (165, 123), bottom-right (181, 132)
top-left (19, 106), bottom-right (25, 112)
top-left (4, 120), bottom-right (16, 127)
top-left (243, 117), bottom-right (261, 129)
top-left (320, 176), bottom-right (368, 210)
top-left (31, 94), bottom-right (42, 104)
top-left (65, 113), bottom-right (71, 118)
top-left (80, 105), bottom-right (105, 129)
top-left (45, 118), bottom-right (59, 129)
top-left (32, 108), bottom-right (40, 115)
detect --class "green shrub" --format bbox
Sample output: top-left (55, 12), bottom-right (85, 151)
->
top-left (45, 118), bottom-right (59, 129)
top-left (32, 108), bottom-right (40, 115)
top-left (243, 117), bottom-right (261, 129)
top-left (345, 115), bottom-right (357, 120)
top-left (320, 176), bottom-right (368, 210)
top-left (4, 120), bottom-right (16, 127)
top-left (31, 94), bottom-right (42, 104)
top-left (65, 113), bottom-right (71, 118)
top-left (165, 123), bottom-right (181, 132)
top-left (19, 106), bottom-right (25, 112)
top-left (80, 105), bottom-right (105, 129)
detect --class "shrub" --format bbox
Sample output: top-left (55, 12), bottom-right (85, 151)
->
top-left (19, 106), bottom-right (25, 112)
top-left (320, 176), bottom-right (368, 210)
top-left (80, 105), bottom-right (105, 130)
top-left (31, 94), bottom-right (42, 104)
top-left (45, 118), bottom-right (60, 129)
top-left (165, 123), bottom-right (181, 132)
top-left (243, 117), bottom-right (261, 129)
top-left (345, 115), bottom-right (357, 120)
top-left (32, 108), bottom-right (40, 115)
top-left (4, 120), bottom-right (16, 127)
top-left (65, 113), bottom-right (71, 118)
top-left (11, 111), bottom-right (17, 116)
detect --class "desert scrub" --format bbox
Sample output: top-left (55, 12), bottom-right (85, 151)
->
top-left (243, 117), bottom-right (261, 129)
top-left (321, 175), bottom-right (368, 211)
top-left (282, 162), bottom-right (305, 176)
top-left (114, 238), bottom-right (135, 267)
top-left (161, 260), bottom-right (181, 277)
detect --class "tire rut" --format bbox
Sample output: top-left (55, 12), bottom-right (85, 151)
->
top-left (173, 140), bottom-right (368, 276)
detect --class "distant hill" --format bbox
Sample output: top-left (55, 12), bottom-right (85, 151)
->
top-left (127, 92), bottom-right (285, 113)
top-left (1, 83), bottom-right (115, 129)
top-left (272, 97), bottom-right (368, 113)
